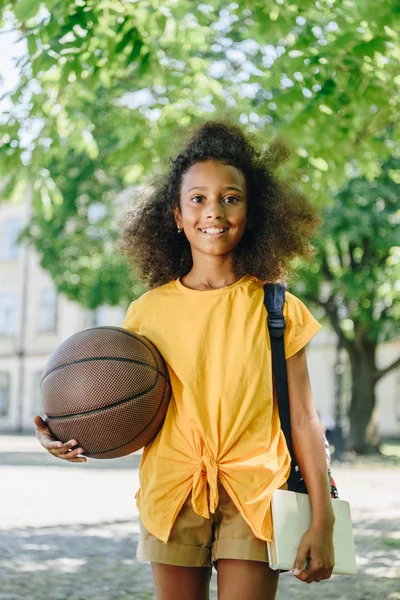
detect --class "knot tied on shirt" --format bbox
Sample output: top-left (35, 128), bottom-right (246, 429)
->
top-left (191, 454), bottom-right (219, 518)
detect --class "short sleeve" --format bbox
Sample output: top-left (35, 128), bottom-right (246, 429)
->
top-left (121, 299), bottom-right (141, 333)
top-left (283, 292), bottom-right (322, 359)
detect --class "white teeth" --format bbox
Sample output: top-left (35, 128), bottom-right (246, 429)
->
top-left (202, 228), bottom-right (227, 234)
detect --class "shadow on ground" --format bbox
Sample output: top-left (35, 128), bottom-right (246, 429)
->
top-left (0, 451), bottom-right (142, 470)
top-left (0, 514), bottom-right (399, 600)
top-left (0, 520), bottom-right (154, 600)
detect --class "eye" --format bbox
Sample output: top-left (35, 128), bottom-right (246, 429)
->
top-left (190, 195), bottom-right (239, 204)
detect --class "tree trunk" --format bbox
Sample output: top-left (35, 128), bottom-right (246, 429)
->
top-left (347, 339), bottom-right (378, 454)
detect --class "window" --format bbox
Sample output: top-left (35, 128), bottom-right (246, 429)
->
top-left (37, 288), bottom-right (58, 333)
top-left (0, 373), bottom-right (10, 416)
top-left (0, 293), bottom-right (17, 337)
top-left (84, 305), bottom-right (108, 328)
top-left (1, 218), bottom-right (23, 260)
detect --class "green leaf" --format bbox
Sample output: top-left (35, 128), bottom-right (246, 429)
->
top-left (14, 0), bottom-right (40, 22)
top-left (138, 51), bottom-right (151, 77)
top-left (43, 0), bottom-right (60, 10)
top-left (27, 34), bottom-right (37, 56)
top-left (126, 39), bottom-right (144, 65)
top-left (115, 29), bottom-right (135, 54)
top-left (309, 157), bottom-right (329, 171)
top-left (352, 37), bottom-right (388, 58)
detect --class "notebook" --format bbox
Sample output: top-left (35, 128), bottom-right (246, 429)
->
top-left (267, 489), bottom-right (357, 575)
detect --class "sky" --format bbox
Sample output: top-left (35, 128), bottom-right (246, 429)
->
top-left (0, 27), bottom-right (26, 109)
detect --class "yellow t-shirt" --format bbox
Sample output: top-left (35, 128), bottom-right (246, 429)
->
top-left (121, 274), bottom-right (322, 543)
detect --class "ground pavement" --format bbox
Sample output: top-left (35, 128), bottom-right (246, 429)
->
top-left (0, 435), bottom-right (399, 600)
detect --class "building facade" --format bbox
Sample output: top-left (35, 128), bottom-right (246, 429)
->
top-left (0, 192), bottom-right (399, 438)
top-left (0, 191), bottom-right (127, 431)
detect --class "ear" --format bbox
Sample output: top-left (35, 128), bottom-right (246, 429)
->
top-left (173, 205), bottom-right (182, 229)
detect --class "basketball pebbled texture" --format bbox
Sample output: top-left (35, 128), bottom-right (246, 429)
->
top-left (40, 326), bottom-right (171, 459)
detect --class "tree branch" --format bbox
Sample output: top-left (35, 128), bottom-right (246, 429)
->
top-left (352, 109), bottom-right (380, 149)
top-left (361, 237), bottom-right (371, 268)
top-left (305, 294), bottom-right (353, 356)
top-left (319, 247), bottom-right (334, 281)
top-left (348, 241), bottom-right (358, 272)
top-left (336, 239), bottom-right (345, 270)
top-left (374, 355), bottom-right (400, 383)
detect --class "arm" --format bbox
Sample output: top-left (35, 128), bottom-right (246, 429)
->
top-left (286, 345), bottom-right (335, 583)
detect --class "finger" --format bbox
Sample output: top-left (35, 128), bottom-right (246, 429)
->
top-left (47, 439), bottom-right (79, 453)
top-left (63, 456), bottom-right (87, 463)
top-left (41, 436), bottom-right (66, 451)
top-left (321, 568), bottom-right (333, 580)
top-left (302, 572), bottom-right (317, 584)
top-left (49, 446), bottom-right (82, 458)
top-left (307, 571), bottom-right (323, 583)
top-left (301, 565), bottom-right (325, 584)
top-left (56, 445), bottom-right (85, 459)
top-left (61, 447), bottom-right (86, 462)
top-left (62, 439), bottom-right (82, 451)
top-left (46, 440), bottom-right (64, 451)
top-left (51, 449), bottom-right (85, 462)
top-left (292, 549), bottom-right (309, 578)
top-left (295, 560), bottom-right (313, 583)
top-left (48, 443), bottom-right (85, 461)
top-left (297, 569), bottom-right (311, 583)
top-left (62, 448), bottom-right (85, 460)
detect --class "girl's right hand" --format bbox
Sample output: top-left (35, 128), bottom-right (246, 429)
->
top-left (33, 415), bottom-right (87, 463)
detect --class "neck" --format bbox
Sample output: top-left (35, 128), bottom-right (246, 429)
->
top-left (181, 256), bottom-right (242, 291)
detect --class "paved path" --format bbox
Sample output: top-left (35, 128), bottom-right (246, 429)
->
top-left (0, 436), bottom-right (399, 599)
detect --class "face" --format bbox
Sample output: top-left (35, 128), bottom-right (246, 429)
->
top-left (175, 159), bottom-right (248, 262)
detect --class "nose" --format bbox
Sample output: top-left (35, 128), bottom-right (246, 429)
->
top-left (204, 200), bottom-right (225, 220)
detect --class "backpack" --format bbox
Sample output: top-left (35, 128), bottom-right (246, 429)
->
top-left (263, 283), bottom-right (338, 499)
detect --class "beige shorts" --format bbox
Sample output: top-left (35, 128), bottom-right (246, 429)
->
top-left (137, 480), bottom-right (287, 568)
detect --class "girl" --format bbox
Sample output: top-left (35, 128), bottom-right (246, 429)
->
top-left (34, 120), bottom-right (335, 600)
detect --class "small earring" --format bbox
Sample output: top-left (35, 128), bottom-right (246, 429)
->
top-left (177, 227), bottom-right (183, 233)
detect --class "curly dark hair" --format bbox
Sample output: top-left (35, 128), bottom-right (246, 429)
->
top-left (120, 119), bottom-right (322, 288)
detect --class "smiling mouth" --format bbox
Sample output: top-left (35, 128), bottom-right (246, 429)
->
top-left (200, 227), bottom-right (229, 236)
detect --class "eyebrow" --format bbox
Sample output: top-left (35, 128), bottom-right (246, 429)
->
top-left (184, 186), bottom-right (244, 195)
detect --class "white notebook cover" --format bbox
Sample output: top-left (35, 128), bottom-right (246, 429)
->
top-left (267, 489), bottom-right (357, 575)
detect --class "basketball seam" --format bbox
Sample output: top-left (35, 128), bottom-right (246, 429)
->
top-left (41, 325), bottom-right (171, 457)
top-left (119, 327), bottom-right (162, 372)
top-left (41, 356), bottom-right (166, 385)
top-left (86, 372), bottom-right (171, 457)
top-left (41, 326), bottom-right (165, 383)
top-left (82, 327), bottom-right (161, 369)
top-left (44, 371), bottom-right (170, 420)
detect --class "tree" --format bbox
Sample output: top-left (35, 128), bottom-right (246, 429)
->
top-left (1, 0), bottom-right (399, 208)
top-left (293, 155), bottom-right (400, 453)
top-left (1, 1), bottom-right (399, 447)
top-left (14, 87), bottom-right (147, 308)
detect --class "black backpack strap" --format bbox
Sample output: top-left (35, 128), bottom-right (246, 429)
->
top-left (263, 283), bottom-right (302, 492)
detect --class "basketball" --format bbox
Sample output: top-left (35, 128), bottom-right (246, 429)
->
top-left (40, 326), bottom-right (171, 459)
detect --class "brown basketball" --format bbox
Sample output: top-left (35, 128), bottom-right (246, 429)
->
top-left (40, 326), bottom-right (171, 459)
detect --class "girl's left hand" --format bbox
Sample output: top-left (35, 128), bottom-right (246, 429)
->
top-left (292, 525), bottom-right (335, 583)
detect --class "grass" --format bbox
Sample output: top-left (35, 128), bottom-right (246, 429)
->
top-left (381, 538), bottom-right (400, 550)
top-left (380, 441), bottom-right (400, 459)
top-left (331, 440), bottom-right (400, 468)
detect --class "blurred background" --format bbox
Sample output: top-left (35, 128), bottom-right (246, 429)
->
top-left (0, 1), bottom-right (399, 599)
